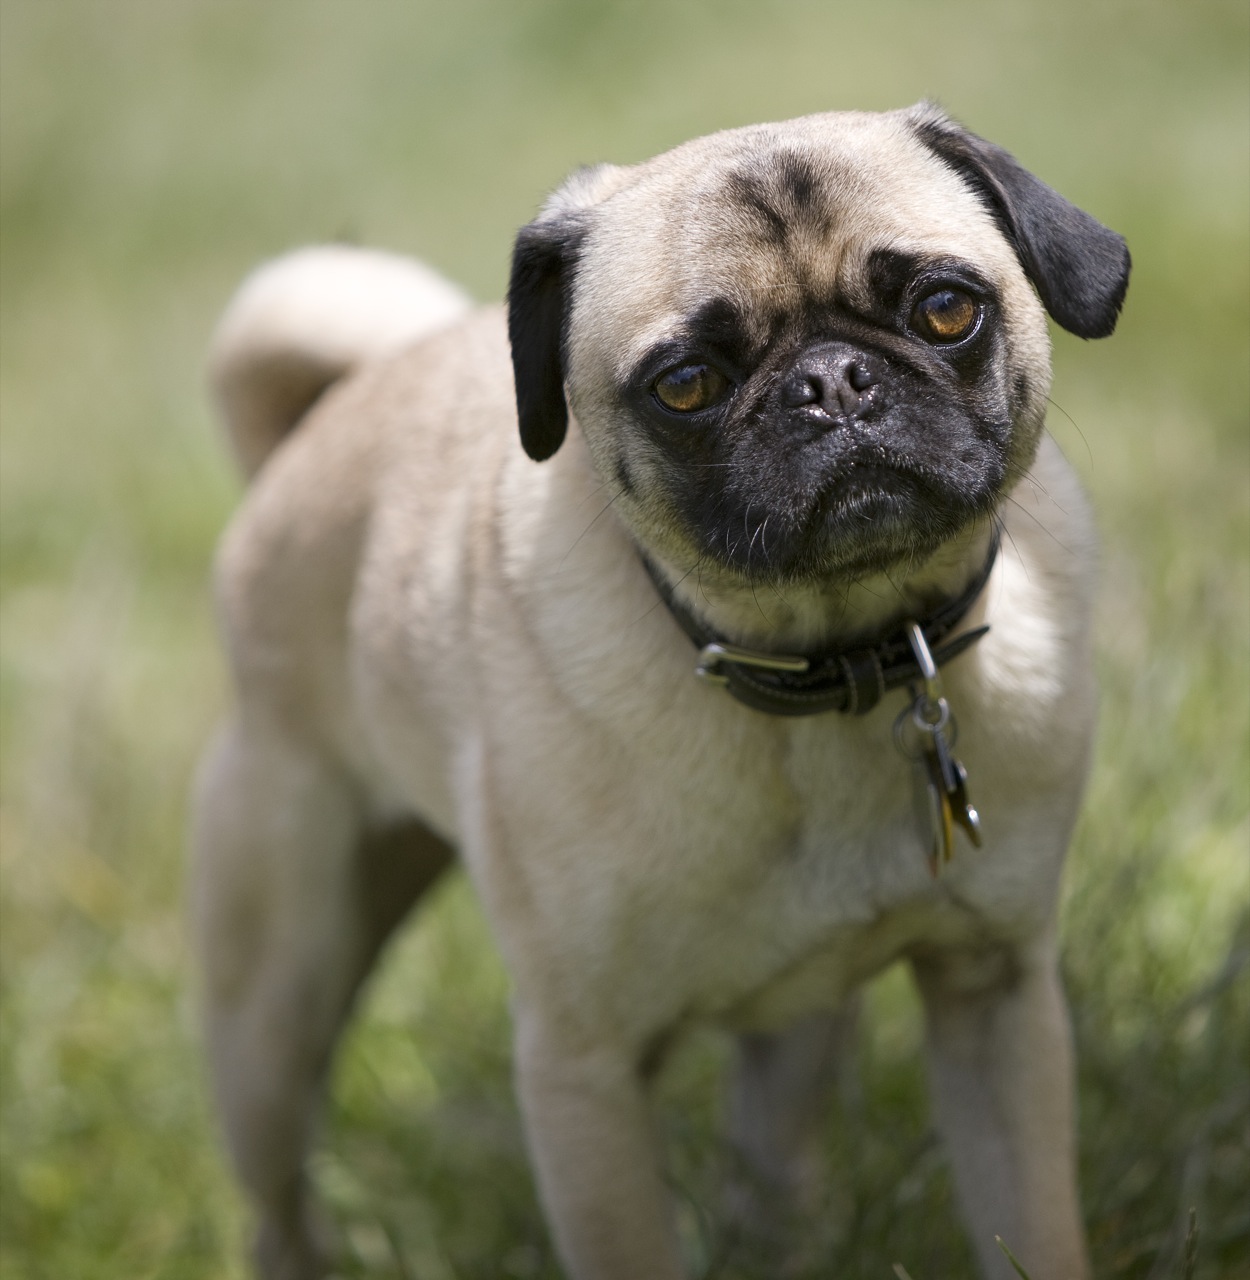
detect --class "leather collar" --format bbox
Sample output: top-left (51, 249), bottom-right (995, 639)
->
top-left (642, 531), bottom-right (1000, 718)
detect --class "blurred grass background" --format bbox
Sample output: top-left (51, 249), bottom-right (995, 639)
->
top-left (1, 1), bottom-right (1247, 1277)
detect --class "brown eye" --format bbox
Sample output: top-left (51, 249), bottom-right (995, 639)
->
top-left (653, 364), bottom-right (730, 413)
top-left (912, 289), bottom-right (979, 343)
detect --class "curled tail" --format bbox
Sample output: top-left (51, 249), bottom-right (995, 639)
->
top-left (208, 245), bottom-right (472, 479)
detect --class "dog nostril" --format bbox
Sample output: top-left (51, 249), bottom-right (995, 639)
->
top-left (848, 361), bottom-right (877, 393)
top-left (781, 373), bottom-right (823, 408)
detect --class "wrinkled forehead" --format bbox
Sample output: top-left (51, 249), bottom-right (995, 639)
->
top-left (570, 114), bottom-right (1022, 377)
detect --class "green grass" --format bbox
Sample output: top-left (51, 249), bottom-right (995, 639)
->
top-left (1, 1), bottom-right (1247, 1277)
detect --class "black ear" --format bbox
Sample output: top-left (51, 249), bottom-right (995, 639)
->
top-left (507, 215), bottom-right (586, 461)
top-left (912, 111), bottom-right (1130, 339)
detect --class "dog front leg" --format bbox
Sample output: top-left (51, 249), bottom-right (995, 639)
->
top-left (910, 939), bottom-right (1089, 1280)
top-left (514, 1012), bottom-right (686, 1280)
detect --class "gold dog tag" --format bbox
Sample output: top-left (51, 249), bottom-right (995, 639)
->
top-left (895, 621), bottom-right (984, 877)
top-left (922, 754), bottom-right (956, 875)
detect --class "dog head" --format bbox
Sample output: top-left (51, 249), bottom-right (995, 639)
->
top-left (507, 105), bottom-right (1129, 584)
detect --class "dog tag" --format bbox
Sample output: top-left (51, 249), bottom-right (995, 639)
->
top-left (913, 716), bottom-right (984, 874)
top-left (921, 751), bottom-right (956, 874)
top-left (928, 720), bottom-right (982, 848)
top-left (894, 620), bottom-right (984, 876)
top-left (948, 756), bottom-right (983, 847)
top-left (930, 717), bottom-right (959, 794)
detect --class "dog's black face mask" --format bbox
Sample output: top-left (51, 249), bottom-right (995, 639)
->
top-left (618, 253), bottom-right (1021, 580)
top-left (507, 109), bottom-right (1130, 583)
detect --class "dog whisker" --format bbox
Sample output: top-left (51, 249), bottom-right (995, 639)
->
top-left (558, 488), bottom-right (625, 569)
top-left (749, 580), bottom-right (774, 625)
top-left (1003, 492), bottom-right (1077, 557)
top-left (1045, 399), bottom-right (1095, 473)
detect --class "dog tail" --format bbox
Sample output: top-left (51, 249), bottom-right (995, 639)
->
top-left (208, 245), bottom-right (472, 479)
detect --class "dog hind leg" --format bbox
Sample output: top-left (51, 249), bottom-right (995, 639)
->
top-left (192, 721), bottom-right (452, 1279)
top-left (726, 1001), bottom-right (860, 1247)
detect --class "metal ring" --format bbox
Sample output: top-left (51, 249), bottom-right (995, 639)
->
top-left (912, 696), bottom-right (950, 733)
top-left (893, 702), bottom-right (924, 759)
top-left (837, 654), bottom-right (858, 715)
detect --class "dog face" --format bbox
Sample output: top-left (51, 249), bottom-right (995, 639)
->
top-left (508, 105), bottom-right (1129, 583)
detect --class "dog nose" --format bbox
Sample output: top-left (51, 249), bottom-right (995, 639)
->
top-left (781, 345), bottom-right (879, 421)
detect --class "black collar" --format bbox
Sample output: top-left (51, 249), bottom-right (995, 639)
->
top-left (643, 532), bottom-right (1000, 718)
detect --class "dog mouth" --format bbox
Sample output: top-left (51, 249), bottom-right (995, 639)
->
top-left (653, 406), bottom-right (1010, 585)
top-left (816, 461), bottom-right (915, 513)
top-left (725, 460), bottom-right (990, 583)
top-left (804, 467), bottom-right (951, 573)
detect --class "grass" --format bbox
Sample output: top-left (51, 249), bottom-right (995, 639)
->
top-left (1, 1), bottom-right (1247, 1277)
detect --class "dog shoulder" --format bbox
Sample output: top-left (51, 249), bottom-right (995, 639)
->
top-left (963, 435), bottom-right (1098, 766)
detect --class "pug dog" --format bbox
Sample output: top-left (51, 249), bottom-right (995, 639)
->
top-left (194, 103), bottom-right (1129, 1280)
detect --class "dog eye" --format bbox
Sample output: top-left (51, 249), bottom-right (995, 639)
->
top-left (911, 289), bottom-right (980, 343)
top-left (653, 364), bottom-right (730, 413)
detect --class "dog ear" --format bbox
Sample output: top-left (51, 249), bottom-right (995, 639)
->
top-left (507, 214), bottom-right (584, 461)
top-left (910, 106), bottom-right (1130, 339)
top-left (508, 164), bottom-right (631, 461)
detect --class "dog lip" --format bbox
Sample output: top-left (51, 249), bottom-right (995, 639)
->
top-left (815, 458), bottom-right (915, 505)
top-left (787, 461), bottom-right (935, 572)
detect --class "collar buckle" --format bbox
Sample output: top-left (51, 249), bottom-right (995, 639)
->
top-left (646, 529), bottom-right (1000, 717)
top-left (695, 642), bottom-right (810, 686)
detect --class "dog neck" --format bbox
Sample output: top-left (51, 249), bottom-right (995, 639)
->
top-left (646, 520), bottom-right (999, 655)
top-left (640, 523), bottom-right (999, 718)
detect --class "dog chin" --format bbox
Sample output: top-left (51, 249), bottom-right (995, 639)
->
top-left (729, 475), bottom-right (991, 586)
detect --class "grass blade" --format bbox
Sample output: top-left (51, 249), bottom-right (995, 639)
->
top-left (995, 1235), bottom-right (1032, 1279)
top-left (1182, 1207), bottom-right (1199, 1280)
